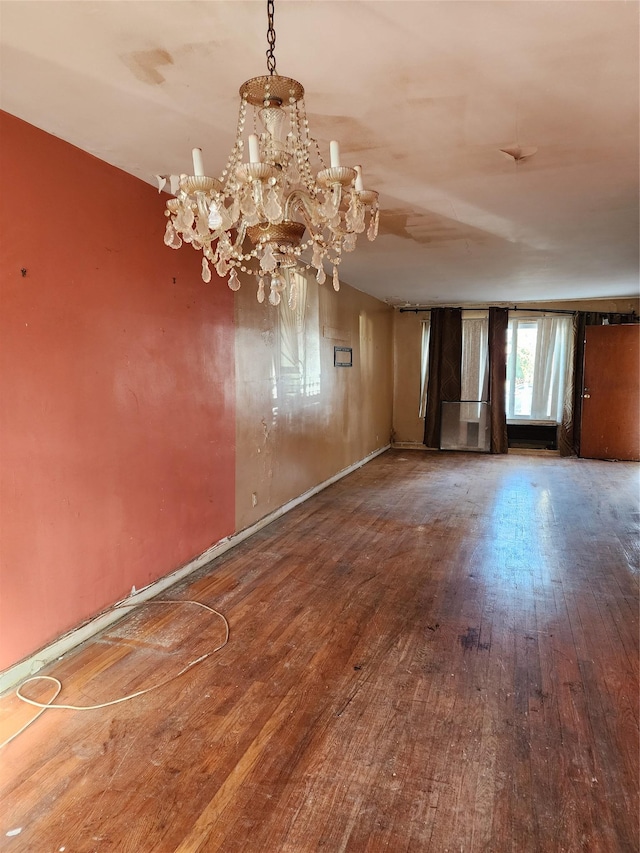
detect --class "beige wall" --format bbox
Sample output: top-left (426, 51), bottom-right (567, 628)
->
top-left (392, 310), bottom-right (426, 446)
top-left (392, 297), bottom-right (640, 446)
top-left (235, 274), bottom-right (393, 531)
top-left (515, 298), bottom-right (639, 314)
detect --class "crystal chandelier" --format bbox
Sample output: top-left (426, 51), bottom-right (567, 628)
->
top-left (160, 0), bottom-right (379, 308)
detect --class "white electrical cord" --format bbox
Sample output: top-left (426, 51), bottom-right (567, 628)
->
top-left (0, 599), bottom-right (229, 749)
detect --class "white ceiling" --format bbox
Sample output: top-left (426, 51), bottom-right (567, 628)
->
top-left (1, 1), bottom-right (638, 306)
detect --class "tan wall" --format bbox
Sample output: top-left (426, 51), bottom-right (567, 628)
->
top-left (517, 297), bottom-right (639, 314)
top-left (392, 310), bottom-right (426, 446)
top-left (391, 297), bottom-right (640, 446)
top-left (235, 274), bottom-right (393, 531)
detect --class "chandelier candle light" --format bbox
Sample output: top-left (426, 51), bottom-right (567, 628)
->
top-left (159, 0), bottom-right (379, 308)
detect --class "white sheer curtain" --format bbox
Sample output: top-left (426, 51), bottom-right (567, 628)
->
top-left (507, 314), bottom-right (573, 421)
top-left (530, 317), bottom-right (570, 420)
top-left (461, 311), bottom-right (489, 421)
top-left (419, 318), bottom-right (430, 418)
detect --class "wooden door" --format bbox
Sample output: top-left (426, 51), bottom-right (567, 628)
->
top-left (580, 324), bottom-right (639, 461)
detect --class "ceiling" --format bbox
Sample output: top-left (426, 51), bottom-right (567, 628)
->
top-left (1, 1), bottom-right (638, 306)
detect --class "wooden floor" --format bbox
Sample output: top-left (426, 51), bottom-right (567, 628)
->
top-left (1, 451), bottom-right (638, 852)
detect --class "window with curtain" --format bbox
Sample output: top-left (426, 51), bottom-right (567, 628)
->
top-left (461, 310), bottom-right (489, 420)
top-left (419, 317), bottom-right (430, 417)
top-left (420, 310), bottom-right (488, 419)
top-left (506, 313), bottom-right (573, 422)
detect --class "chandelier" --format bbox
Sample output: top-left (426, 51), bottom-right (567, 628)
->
top-left (159, 0), bottom-right (379, 308)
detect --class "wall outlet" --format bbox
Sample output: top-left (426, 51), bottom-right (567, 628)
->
top-left (251, 492), bottom-right (258, 507)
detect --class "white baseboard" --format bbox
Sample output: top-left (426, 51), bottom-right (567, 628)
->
top-left (0, 444), bottom-right (390, 696)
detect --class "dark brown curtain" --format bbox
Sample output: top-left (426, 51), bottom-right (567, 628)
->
top-left (557, 314), bottom-right (578, 457)
top-left (488, 307), bottom-right (508, 454)
top-left (572, 313), bottom-right (588, 456)
top-left (424, 308), bottom-right (462, 448)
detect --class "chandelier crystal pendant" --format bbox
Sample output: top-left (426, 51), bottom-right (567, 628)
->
top-left (161, 0), bottom-right (379, 307)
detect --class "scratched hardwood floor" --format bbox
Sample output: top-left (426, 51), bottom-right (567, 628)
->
top-left (0, 451), bottom-right (638, 852)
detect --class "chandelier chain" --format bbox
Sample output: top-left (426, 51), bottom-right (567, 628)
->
top-left (266, 0), bottom-right (277, 76)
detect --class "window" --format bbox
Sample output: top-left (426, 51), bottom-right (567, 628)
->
top-left (419, 310), bottom-right (488, 418)
top-left (506, 314), bottom-right (572, 422)
top-left (461, 310), bottom-right (488, 420)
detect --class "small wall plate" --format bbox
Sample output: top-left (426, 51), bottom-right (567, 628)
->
top-left (334, 346), bottom-right (353, 367)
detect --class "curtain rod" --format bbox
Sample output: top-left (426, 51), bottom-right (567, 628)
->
top-left (397, 306), bottom-right (580, 316)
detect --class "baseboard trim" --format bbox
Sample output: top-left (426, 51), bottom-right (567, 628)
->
top-left (0, 444), bottom-right (390, 696)
top-left (391, 442), bottom-right (432, 450)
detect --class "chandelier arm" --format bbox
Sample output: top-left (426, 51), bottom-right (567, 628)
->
top-left (283, 188), bottom-right (318, 224)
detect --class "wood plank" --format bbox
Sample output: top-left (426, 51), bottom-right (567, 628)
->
top-left (0, 451), bottom-right (638, 852)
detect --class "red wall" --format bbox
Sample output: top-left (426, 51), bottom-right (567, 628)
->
top-left (0, 112), bottom-right (236, 669)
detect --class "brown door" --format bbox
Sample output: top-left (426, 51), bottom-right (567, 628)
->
top-left (580, 324), bottom-right (639, 461)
